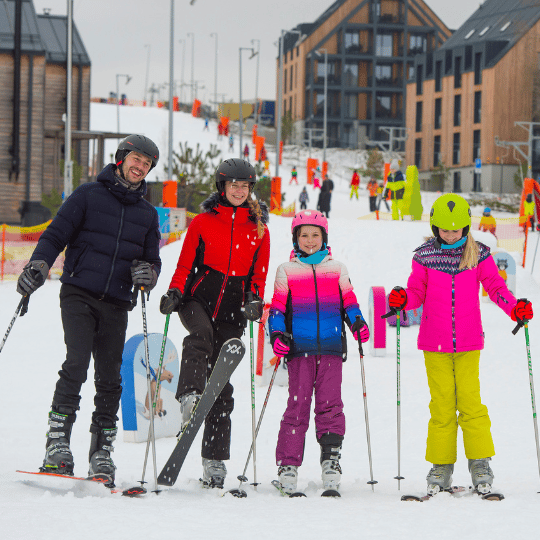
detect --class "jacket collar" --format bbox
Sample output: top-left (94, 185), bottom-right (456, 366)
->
top-left (97, 164), bottom-right (147, 205)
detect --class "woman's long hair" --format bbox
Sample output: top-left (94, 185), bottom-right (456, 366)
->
top-left (247, 195), bottom-right (265, 239)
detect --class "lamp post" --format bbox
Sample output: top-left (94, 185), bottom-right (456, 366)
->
top-left (167, 0), bottom-right (175, 181)
top-left (143, 44), bottom-right (151, 103)
top-left (116, 73), bottom-right (131, 135)
top-left (188, 32), bottom-right (195, 104)
top-left (276, 29), bottom-right (302, 178)
top-left (239, 47), bottom-right (257, 159)
top-left (178, 39), bottom-right (185, 104)
top-left (316, 48), bottom-right (328, 163)
top-left (251, 39), bottom-right (260, 126)
top-left (210, 33), bottom-right (218, 116)
top-left (64, 0), bottom-right (73, 198)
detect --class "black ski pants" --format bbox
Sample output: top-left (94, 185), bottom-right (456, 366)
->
top-left (177, 300), bottom-right (244, 460)
top-left (52, 284), bottom-right (128, 428)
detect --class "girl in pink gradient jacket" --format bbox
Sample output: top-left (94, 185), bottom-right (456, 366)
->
top-left (389, 194), bottom-right (534, 496)
top-left (268, 210), bottom-right (369, 495)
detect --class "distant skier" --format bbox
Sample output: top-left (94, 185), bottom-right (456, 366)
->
top-left (388, 193), bottom-right (533, 496)
top-left (384, 159), bottom-right (405, 220)
top-left (159, 158), bottom-right (270, 488)
top-left (290, 166), bottom-right (299, 185)
top-left (367, 177), bottom-right (378, 212)
top-left (299, 186), bottom-right (309, 209)
top-left (243, 143), bottom-right (250, 161)
top-left (228, 134), bottom-right (234, 152)
top-left (479, 207), bottom-right (497, 236)
top-left (268, 210), bottom-right (369, 496)
top-left (350, 169), bottom-right (360, 200)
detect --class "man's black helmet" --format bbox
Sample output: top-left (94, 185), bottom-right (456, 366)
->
top-left (215, 158), bottom-right (256, 192)
top-left (115, 134), bottom-right (159, 171)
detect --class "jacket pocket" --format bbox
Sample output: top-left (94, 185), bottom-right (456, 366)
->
top-left (190, 270), bottom-right (210, 296)
top-left (69, 244), bottom-right (90, 277)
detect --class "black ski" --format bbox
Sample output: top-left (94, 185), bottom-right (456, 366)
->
top-left (401, 485), bottom-right (467, 502)
top-left (472, 487), bottom-right (505, 501)
top-left (321, 489), bottom-right (341, 498)
top-left (157, 338), bottom-right (245, 487)
top-left (271, 479), bottom-right (307, 498)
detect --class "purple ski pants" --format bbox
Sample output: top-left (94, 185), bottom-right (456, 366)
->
top-left (276, 354), bottom-right (345, 466)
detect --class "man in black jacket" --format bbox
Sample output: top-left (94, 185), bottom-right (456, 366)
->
top-left (17, 135), bottom-right (162, 484)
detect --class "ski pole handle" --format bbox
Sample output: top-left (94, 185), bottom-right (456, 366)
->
top-left (512, 317), bottom-right (529, 335)
top-left (381, 307), bottom-right (397, 319)
top-left (355, 315), bottom-right (365, 356)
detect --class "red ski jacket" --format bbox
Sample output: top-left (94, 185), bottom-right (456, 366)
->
top-left (169, 193), bottom-right (270, 326)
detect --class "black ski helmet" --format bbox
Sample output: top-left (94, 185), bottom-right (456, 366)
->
top-left (115, 134), bottom-right (159, 171)
top-left (215, 158), bottom-right (256, 193)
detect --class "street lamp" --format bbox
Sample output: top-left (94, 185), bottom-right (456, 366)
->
top-left (276, 29), bottom-right (303, 178)
top-left (187, 32), bottom-right (195, 104)
top-left (315, 48), bottom-right (328, 163)
top-left (239, 46), bottom-right (257, 159)
top-left (143, 44), bottom-right (151, 103)
top-left (251, 39), bottom-right (260, 126)
top-left (210, 33), bottom-right (218, 116)
top-left (116, 73), bottom-right (131, 135)
top-left (64, 0), bottom-right (73, 198)
top-left (178, 39), bottom-right (186, 104)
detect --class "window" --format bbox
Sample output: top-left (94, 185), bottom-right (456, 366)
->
top-left (474, 91), bottom-right (482, 123)
top-left (376, 94), bottom-right (391, 118)
top-left (435, 61), bottom-right (442, 92)
top-left (344, 31), bottom-right (361, 54)
top-left (415, 101), bottom-right (423, 132)
top-left (501, 22), bottom-right (511, 32)
top-left (434, 98), bottom-right (442, 129)
top-left (479, 26), bottom-right (490, 36)
top-left (290, 65), bottom-right (293, 91)
top-left (473, 130), bottom-right (481, 160)
top-left (454, 94), bottom-right (461, 127)
top-left (416, 65), bottom-right (423, 95)
top-left (465, 29), bottom-right (475, 39)
top-left (474, 52), bottom-right (482, 85)
top-left (453, 132), bottom-right (460, 164)
top-left (409, 34), bottom-right (426, 54)
top-left (375, 64), bottom-right (392, 84)
top-left (343, 62), bottom-right (358, 86)
top-left (344, 93), bottom-right (358, 118)
top-left (433, 135), bottom-right (441, 167)
top-left (284, 69), bottom-right (287, 94)
top-left (376, 33), bottom-right (393, 56)
top-left (453, 171), bottom-right (461, 192)
top-left (454, 57), bottom-right (462, 89)
top-left (415, 138), bottom-right (422, 168)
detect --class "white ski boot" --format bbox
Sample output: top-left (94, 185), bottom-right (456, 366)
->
top-left (426, 463), bottom-right (454, 494)
top-left (178, 391), bottom-right (201, 432)
top-left (321, 459), bottom-right (342, 491)
top-left (201, 458), bottom-right (227, 488)
top-left (469, 458), bottom-right (494, 494)
top-left (277, 465), bottom-right (298, 494)
top-left (319, 433), bottom-right (343, 493)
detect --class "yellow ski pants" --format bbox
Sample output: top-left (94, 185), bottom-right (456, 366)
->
top-left (391, 198), bottom-right (403, 220)
top-left (424, 350), bottom-right (495, 464)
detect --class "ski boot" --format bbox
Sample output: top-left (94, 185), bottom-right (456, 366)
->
top-left (178, 391), bottom-right (201, 433)
top-left (319, 432), bottom-right (343, 493)
top-left (426, 463), bottom-right (454, 495)
top-left (41, 407), bottom-right (76, 475)
top-left (469, 458), bottom-right (494, 494)
top-left (277, 465), bottom-right (299, 495)
top-left (201, 458), bottom-right (227, 488)
top-left (88, 424), bottom-right (117, 487)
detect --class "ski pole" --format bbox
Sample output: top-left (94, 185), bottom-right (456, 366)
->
top-left (140, 287), bottom-right (160, 494)
top-left (0, 295), bottom-right (30, 356)
top-left (382, 307), bottom-right (405, 489)
top-left (249, 319), bottom-right (258, 491)
top-left (138, 314), bottom-right (170, 491)
top-left (355, 316), bottom-right (378, 491)
top-left (228, 355), bottom-right (282, 498)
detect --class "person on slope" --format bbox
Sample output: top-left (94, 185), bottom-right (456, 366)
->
top-left (268, 209), bottom-right (369, 495)
top-left (159, 158), bottom-right (270, 488)
top-left (388, 193), bottom-right (533, 496)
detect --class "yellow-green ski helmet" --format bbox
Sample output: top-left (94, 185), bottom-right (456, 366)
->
top-left (430, 193), bottom-right (471, 237)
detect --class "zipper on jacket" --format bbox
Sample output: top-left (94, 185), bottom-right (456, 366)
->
top-left (311, 265), bottom-right (321, 354)
top-left (451, 275), bottom-right (456, 353)
top-left (103, 205), bottom-right (125, 298)
top-left (212, 209), bottom-right (235, 320)
top-left (190, 270), bottom-right (210, 296)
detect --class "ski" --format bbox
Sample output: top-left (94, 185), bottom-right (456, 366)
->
top-left (471, 487), bottom-right (505, 501)
top-left (321, 489), bottom-right (341, 498)
top-left (271, 479), bottom-right (307, 498)
top-left (157, 338), bottom-right (245, 487)
top-left (401, 485), bottom-right (467, 502)
top-left (17, 470), bottom-right (145, 497)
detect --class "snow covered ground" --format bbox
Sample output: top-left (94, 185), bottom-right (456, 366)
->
top-left (2, 104), bottom-right (540, 538)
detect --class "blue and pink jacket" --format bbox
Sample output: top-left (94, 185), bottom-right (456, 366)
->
top-left (268, 249), bottom-right (363, 360)
top-left (405, 238), bottom-right (517, 353)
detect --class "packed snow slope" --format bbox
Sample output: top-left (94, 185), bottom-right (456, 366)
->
top-left (1, 104), bottom-right (540, 539)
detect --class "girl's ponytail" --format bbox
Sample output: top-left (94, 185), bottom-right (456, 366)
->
top-left (459, 234), bottom-right (479, 270)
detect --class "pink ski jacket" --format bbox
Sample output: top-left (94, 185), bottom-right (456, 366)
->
top-left (405, 238), bottom-right (517, 353)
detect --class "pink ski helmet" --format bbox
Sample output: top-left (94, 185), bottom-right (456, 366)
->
top-left (291, 210), bottom-right (328, 249)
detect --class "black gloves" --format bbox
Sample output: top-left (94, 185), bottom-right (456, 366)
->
top-left (131, 260), bottom-right (158, 290)
top-left (159, 288), bottom-right (183, 314)
top-left (243, 292), bottom-right (264, 321)
top-left (17, 260), bottom-right (49, 296)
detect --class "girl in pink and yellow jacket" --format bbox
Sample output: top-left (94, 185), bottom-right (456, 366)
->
top-left (268, 210), bottom-right (369, 496)
top-left (389, 194), bottom-right (534, 496)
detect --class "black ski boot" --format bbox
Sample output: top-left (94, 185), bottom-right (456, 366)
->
top-left (41, 407), bottom-right (76, 475)
top-left (88, 424), bottom-right (117, 486)
top-left (319, 432), bottom-right (344, 493)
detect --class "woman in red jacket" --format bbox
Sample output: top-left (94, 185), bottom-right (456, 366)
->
top-left (159, 158), bottom-right (270, 488)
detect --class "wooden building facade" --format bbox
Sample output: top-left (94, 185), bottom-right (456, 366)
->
top-left (0, 0), bottom-right (91, 225)
top-left (278, 0), bottom-right (450, 149)
top-left (405, 0), bottom-right (540, 193)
